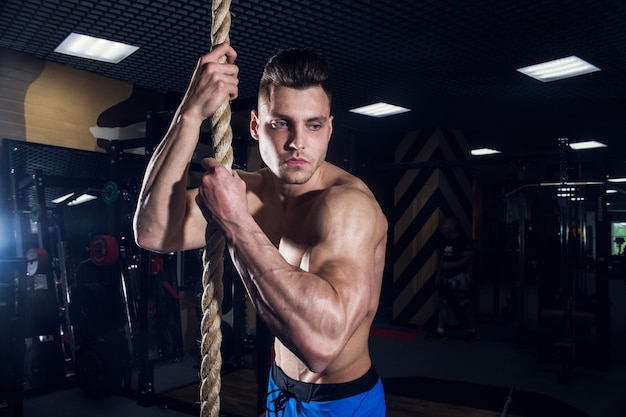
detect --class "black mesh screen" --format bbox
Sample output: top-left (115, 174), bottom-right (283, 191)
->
top-left (2, 138), bottom-right (146, 261)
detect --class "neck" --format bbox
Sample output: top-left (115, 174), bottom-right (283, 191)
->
top-left (271, 162), bottom-right (329, 202)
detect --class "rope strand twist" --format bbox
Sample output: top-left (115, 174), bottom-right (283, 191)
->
top-left (200, 1), bottom-right (232, 416)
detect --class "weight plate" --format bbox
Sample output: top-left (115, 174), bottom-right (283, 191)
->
top-left (102, 181), bottom-right (120, 204)
top-left (76, 341), bottom-right (124, 398)
top-left (26, 248), bottom-right (49, 276)
top-left (30, 203), bottom-right (42, 223)
top-left (89, 235), bottom-right (119, 266)
top-left (24, 342), bottom-right (65, 391)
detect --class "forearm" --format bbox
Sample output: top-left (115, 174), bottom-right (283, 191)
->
top-left (133, 111), bottom-right (204, 252)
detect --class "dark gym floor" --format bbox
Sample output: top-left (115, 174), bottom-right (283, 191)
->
top-left (16, 279), bottom-right (626, 417)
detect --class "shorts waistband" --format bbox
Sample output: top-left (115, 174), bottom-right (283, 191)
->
top-left (271, 363), bottom-right (380, 403)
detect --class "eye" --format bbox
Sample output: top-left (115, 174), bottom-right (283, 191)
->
top-left (309, 123), bottom-right (322, 131)
top-left (270, 120), bottom-right (288, 129)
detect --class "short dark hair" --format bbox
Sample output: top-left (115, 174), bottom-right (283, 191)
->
top-left (259, 48), bottom-right (332, 107)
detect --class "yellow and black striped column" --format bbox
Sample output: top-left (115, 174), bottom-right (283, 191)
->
top-left (392, 127), bottom-right (472, 326)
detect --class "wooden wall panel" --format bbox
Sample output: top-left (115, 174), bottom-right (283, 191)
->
top-left (0, 48), bottom-right (45, 143)
top-left (24, 61), bottom-right (132, 152)
top-left (0, 47), bottom-right (168, 156)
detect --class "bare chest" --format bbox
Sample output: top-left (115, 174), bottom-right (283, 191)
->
top-left (253, 203), bottom-right (318, 269)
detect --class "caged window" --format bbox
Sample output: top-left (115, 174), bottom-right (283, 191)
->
top-left (611, 222), bottom-right (626, 256)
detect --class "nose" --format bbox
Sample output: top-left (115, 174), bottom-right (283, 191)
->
top-left (286, 125), bottom-right (304, 150)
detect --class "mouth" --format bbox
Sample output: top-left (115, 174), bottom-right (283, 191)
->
top-left (284, 157), bottom-right (308, 167)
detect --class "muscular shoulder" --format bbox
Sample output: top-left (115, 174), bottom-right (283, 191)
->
top-left (315, 165), bottom-right (387, 238)
top-left (324, 164), bottom-right (378, 205)
top-left (237, 169), bottom-right (265, 188)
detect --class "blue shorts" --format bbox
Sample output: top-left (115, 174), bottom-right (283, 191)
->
top-left (265, 363), bottom-right (386, 416)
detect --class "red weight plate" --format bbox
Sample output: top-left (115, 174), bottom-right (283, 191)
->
top-left (89, 235), bottom-right (119, 266)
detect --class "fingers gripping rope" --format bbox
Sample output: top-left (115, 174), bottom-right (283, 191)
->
top-left (200, 1), bottom-right (232, 416)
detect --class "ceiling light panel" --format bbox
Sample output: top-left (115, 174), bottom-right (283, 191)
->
top-left (67, 193), bottom-right (97, 206)
top-left (569, 140), bottom-right (607, 150)
top-left (471, 148), bottom-right (501, 156)
top-left (517, 56), bottom-right (600, 82)
top-left (349, 102), bottom-right (411, 118)
top-left (54, 33), bottom-right (139, 63)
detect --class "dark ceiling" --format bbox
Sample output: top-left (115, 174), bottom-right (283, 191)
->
top-left (2, 0), bottom-right (626, 190)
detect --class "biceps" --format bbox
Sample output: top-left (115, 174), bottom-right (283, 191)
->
top-left (305, 193), bottom-right (384, 320)
top-left (307, 236), bottom-right (376, 317)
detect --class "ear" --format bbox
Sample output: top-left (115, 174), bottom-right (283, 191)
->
top-left (250, 110), bottom-right (260, 141)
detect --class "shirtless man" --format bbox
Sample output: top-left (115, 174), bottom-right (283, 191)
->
top-left (133, 43), bottom-right (388, 415)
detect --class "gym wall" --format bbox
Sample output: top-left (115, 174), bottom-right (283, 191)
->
top-left (0, 47), bottom-right (166, 153)
top-left (392, 127), bottom-right (473, 327)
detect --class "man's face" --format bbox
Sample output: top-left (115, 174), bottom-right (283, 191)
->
top-left (250, 85), bottom-right (333, 185)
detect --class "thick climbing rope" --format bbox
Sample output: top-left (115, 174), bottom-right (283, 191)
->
top-left (200, 1), bottom-right (232, 416)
